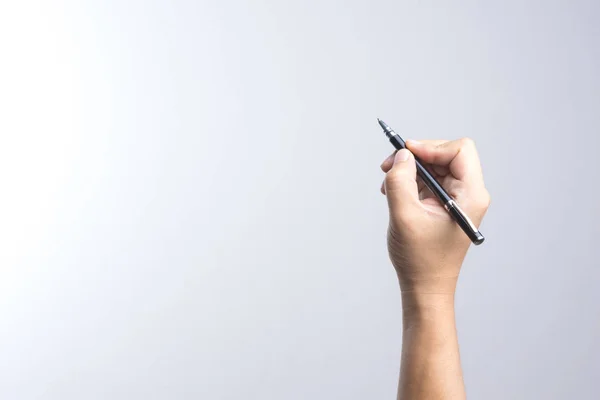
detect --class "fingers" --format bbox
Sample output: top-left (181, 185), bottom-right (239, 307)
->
top-left (380, 151), bottom-right (397, 173)
top-left (406, 138), bottom-right (484, 185)
top-left (384, 149), bottom-right (421, 220)
top-left (406, 138), bottom-right (490, 217)
top-left (381, 152), bottom-right (396, 194)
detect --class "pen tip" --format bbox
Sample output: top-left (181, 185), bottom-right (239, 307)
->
top-left (377, 118), bottom-right (389, 131)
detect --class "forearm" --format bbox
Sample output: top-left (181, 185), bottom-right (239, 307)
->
top-left (397, 293), bottom-right (465, 400)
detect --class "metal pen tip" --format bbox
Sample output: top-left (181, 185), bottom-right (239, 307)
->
top-left (377, 118), bottom-right (391, 132)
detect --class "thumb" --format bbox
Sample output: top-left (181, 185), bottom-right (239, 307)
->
top-left (384, 149), bottom-right (420, 220)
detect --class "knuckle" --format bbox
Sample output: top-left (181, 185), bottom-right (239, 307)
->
top-left (385, 169), bottom-right (402, 183)
top-left (385, 170), bottom-right (412, 189)
top-left (384, 171), bottom-right (397, 185)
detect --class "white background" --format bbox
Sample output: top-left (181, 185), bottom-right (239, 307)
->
top-left (1, 1), bottom-right (599, 399)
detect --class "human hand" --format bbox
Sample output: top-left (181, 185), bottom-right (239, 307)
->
top-left (380, 138), bottom-right (490, 295)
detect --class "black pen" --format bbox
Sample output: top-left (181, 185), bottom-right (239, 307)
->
top-left (377, 118), bottom-right (485, 245)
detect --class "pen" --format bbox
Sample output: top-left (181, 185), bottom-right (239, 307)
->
top-left (377, 118), bottom-right (485, 245)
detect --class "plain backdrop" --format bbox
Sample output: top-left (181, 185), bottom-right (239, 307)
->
top-left (1, 1), bottom-right (599, 399)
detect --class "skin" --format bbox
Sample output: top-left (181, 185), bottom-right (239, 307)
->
top-left (379, 138), bottom-right (490, 400)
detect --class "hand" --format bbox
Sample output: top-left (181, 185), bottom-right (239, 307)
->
top-left (380, 138), bottom-right (490, 295)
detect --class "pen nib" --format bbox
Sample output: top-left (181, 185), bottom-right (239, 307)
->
top-left (377, 118), bottom-right (391, 132)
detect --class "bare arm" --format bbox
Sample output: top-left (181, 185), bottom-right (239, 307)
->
top-left (398, 294), bottom-right (464, 399)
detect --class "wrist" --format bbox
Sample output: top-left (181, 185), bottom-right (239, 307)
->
top-left (397, 272), bottom-right (459, 296)
top-left (401, 291), bottom-right (456, 324)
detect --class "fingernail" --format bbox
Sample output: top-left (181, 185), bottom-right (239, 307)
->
top-left (395, 149), bottom-right (410, 162)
